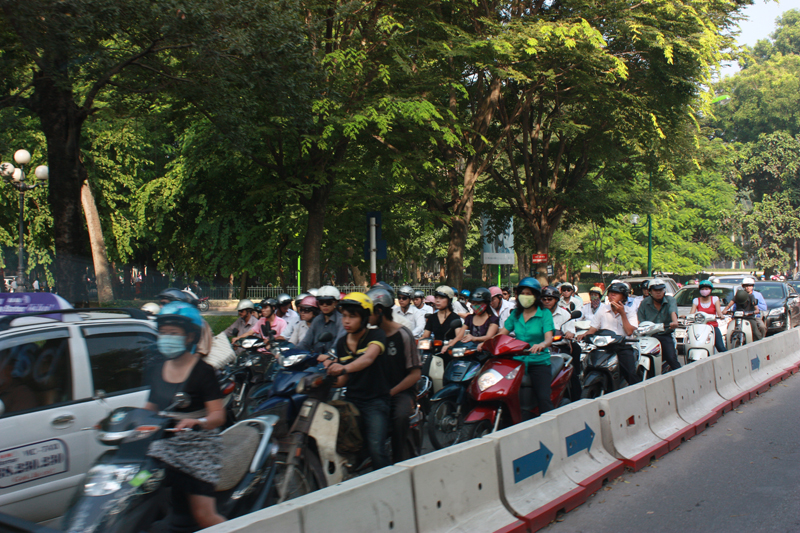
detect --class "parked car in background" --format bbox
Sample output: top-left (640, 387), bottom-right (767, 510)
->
top-left (710, 275), bottom-right (749, 285)
top-left (0, 296), bottom-right (156, 527)
top-left (753, 281), bottom-right (800, 333)
top-left (602, 276), bottom-right (680, 303)
top-left (673, 283), bottom-right (739, 355)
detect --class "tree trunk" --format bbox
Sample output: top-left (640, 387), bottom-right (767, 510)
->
top-left (446, 216), bottom-right (468, 288)
top-left (240, 271), bottom-right (249, 300)
top-left (32, 77), bottom-right (89, 304)
top-left (299, 181), bottom-right (333, 289)
top-left (80, 180), bottom-right (115, 302)
top-left (276, 234), bottom-right (289, 289)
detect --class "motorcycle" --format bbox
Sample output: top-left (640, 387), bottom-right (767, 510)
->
top-left (62, 393), bottom-right (282, 533)
top-left (460, 335), bottom-right (574, 438)
top-left (726, 310), bottom-right (756, 349)
top-left (197, 296), bottom-right (210, 312)
top-left (580, 330), bottom-right (634, 399)
top-left (684, 312), bottom-right (718, 362)
top-left (418, 318), bottom-right (464, 394)
top-left (427, 341), bottom-right (486, 450)
top-left (224, 325), bottom-right (282, 420)
top-left (634, 321), bottom-right (666, 380)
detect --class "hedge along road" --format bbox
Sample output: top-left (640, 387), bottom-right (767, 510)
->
top-left (542, 373), bottom-right (800, 533)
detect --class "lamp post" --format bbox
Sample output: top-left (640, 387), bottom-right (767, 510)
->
top-left (0, 150), bottom-right (48, 292)
top-left (629, 209), bottom-right (652, 276)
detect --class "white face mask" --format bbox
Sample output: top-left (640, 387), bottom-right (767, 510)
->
top-left (518, 294), bottom-right (536, 308)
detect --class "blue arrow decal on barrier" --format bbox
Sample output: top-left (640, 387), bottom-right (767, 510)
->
top-left (565, 423), bottom-right (595, 457)
top-left (513, 442), bottom-right (552, 483)
top-left (751, 356), bottom-right (760, 371)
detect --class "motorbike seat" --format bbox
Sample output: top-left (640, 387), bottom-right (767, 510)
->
top-left (550, 355), bottom-right (565, 380)
top-left (216, 423), bottom-right (261, 491)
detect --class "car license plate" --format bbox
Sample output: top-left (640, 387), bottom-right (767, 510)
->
top-left (674, 328), bottom-right (686, 340)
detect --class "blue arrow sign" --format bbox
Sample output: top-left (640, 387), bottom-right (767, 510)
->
top-left (751, 356), bottom-right (760, 371)
top-left (565, 423), bottom-right (595, 457)
top-left (513, 441), bottom-right (552, 483)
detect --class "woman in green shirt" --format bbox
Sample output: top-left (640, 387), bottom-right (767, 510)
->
top-left (493, 277), bottom-right (555, 417)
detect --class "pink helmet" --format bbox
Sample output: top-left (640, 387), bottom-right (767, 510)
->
top-left (424, 295), bottom-right (435, 304)
top-left (299, 295), bottom-right (319, 308)
top-left (489, 286), bottom-right (503, 299)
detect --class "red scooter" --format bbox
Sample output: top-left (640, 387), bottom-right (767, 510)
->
top-left (463, 334), bottom-right (574, 438)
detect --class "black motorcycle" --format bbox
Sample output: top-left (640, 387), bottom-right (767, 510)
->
top-left (580, 330), bottom-right (635, 399)
top-left (62, 393), bottom-right (282, 533)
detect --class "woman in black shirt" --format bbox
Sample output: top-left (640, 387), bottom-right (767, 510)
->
top-left (145, 302), bottom-right (225, 529)
top-left (419, 286), bottom-right (465, 353)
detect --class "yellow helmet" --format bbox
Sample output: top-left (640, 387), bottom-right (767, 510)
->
top-left (338, 292), bottom-right (374, 315)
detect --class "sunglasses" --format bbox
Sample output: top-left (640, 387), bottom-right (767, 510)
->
top-left (742, 284), bottom-right (754, 288)
top-left (398, 295), bottom-right (410, 300)
top-left (317, 299), bottom-right (336, 305)
top-left (299, 307), bottom-right (315, 313)
top-left (541, 297), bottom-right (556, 301)
top-left (560, 288), bottom-right (572, 292)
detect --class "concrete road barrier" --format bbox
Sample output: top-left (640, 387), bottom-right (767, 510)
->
top-left (641, 374), bottom-right (695, 450)
top-left (400, 439), bottom-right (526, 533)
top-left (544, 399), bottom-right (624, 493)
top-left (487, 416), bottom-right (586, 531)
top-left (710, 353), bottom-right (749, 409)
top-left (671, 360), bottom-right (726, 433)
top-left (749, 340), bottom-right (789, 387)
top-left (203, 500), bottom-right (302, 533)
top-left (729, 344), bottom-right (761, 398)
top-left (745, 345), bottom-right (778, 395)
top-left (597, 383), bottom-right (669, 471)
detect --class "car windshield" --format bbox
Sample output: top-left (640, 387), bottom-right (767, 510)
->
top-left (754, 283), bottom-right (786, 300)
top-left (674, 287), bottom-right (734, 307)
top-left (716, 277), bottom-right (744, 284)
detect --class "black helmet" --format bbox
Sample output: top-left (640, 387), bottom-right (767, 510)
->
top-left (413, 290), bottom-right (425, 299)
top-left (260, 298), bottom-right (278, 308)
top-left (541, 286), bottom-right (560, 300)
top-left (607, 282), bottom-right (630, 302)
top-left (276, 293), bottom-right (292, 306)
top-left (641, 280), bottom-right (650, 290)
top-left (734, 289), bottom-right (749, 306)
top-left (157, 288), bottom-right (190, 303)
top-left (470, 287), bottom-right (492, 304)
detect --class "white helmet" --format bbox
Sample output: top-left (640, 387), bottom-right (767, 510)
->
top-left (742, 277), bottom-right (756, 286)
top-left (236, 299), bottom-right (255, 311)
top-left (648, 278), bottom-right (667, 291)
top-left (434, 286), bottom-right (455, 300)
top-left (141, 302), bottom-right (161, 315)
top-left (316, 285), bottom-right (340, 301)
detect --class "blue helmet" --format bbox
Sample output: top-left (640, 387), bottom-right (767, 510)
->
top-left (460, 289), bottom-right (471, 298)
top-left (516, 277), bottom-right (542, 295)
top-left (157, 301), bottom-right (203, 337)
top-left (699, 279), bottom-right (713, 289)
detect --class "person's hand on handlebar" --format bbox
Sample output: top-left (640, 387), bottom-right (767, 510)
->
top-left (564, 331), bottom-right (575, 340)
top-left (530, 343), bottom-right (547, 354)
top-left (669, 320), bottom-right (679, 329)
top-left (326, 362), bottom-right (346, 376)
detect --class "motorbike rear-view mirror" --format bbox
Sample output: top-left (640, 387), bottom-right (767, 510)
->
top-left (450, 319), bottom-right (463, 329)
top-left (318, 332), bottom-right (334, 343)
top-left (570, 310), bottom-right (582, 320)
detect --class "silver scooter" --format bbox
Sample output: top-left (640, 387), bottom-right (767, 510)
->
top-left (685, 312), bottom-right (717, 362)
top-left (634, 321), bottom-right (666, 381)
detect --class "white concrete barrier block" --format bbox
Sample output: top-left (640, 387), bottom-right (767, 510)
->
top-left (641, 374), bottom-right (695, 449)
top-left (729, 344), bottom-right (759, 392)
top-left (710, 353), bottom-right (747, 404)
top-left (672, 360), bottom-right (725, 430)
top-left (400, 438), bottom-right (520, 533)
top-left (203, 500), bottom-right (302, 533)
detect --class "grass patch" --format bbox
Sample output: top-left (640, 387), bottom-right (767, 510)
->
top-left (205, 315), bottom-right (237, 335)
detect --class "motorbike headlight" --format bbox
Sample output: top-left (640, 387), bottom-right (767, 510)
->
top-left (769, 308), bottom-right (783, 317)
top-left (452, 347), bottom-right (466, 358)
top-left (281, 353), bottom-right (306, 367)
top-left (593, 336), bottom-right (612, 347)
top-left (84, 464), bottom-right (140, 496)
top-left (418, 339), bottom-right (432, 351)
top-left (734, 311), bottom-right (744, 317)
top-left (241, 338), bottom-right (256, 349)
top-left (477, 369), bottom-right (503, 391)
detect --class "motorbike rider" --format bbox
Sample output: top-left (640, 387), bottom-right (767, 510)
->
top-left (577, 282), bottom-right (640, 385)
top-left (492, 277), bottom-right (554, 418)
top-left (540, 286), bottom-right (582, 401)
top-left (459, 289), bottom-right (473, 313)
top-left (581, 287), bottom-right (603, 320)
top-left (489, 286), bottom-right (514, 329)
top-left (144, 302), bottom-right (226, 529)
top-left (320, 292), bottom-right (392, 470)
top-left (502, 287), bottom-right (511, 301)
top-left (367, 287), bottom-right (422, 464)
top-left (289, 295), bottom-right (319, 346)
top-left (462, 287), bottom-right (500, 344)
top-left (420, 286), bottom-right (466, 354)
top-left (232, 298), bottom-right (287, 344)
top-left (393, 285), bottom-right (426, 337)
top-left (157, 288), bottom-right (215, 357)
top-left (689, 279), bottom-right (727, 353)
top-left (274, 293), bottom-right (300, 340)
top-left (413, 290), bottom-right (433, 315)
top-left (722, 277), bottom-right (767, 340)
top-left (637, 278), bottom-right (681, 371)
top-left (224, 299), bottom-right (259, 340)
top-left (558, 282), bottom-right (583, 312)
top-left (298, 285), bottom-right (345, 353)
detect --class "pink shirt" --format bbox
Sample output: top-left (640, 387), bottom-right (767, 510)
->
top-left (248, 316), bottom-right (287, 338)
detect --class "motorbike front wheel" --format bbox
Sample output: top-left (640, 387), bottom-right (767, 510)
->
top-left (730, 332), bottom-right (744, 349)
top-left (273, 450), bottom-right (325, 504)
top-left (428, 400), bottom-right (466, 450)
top-left (198, 300), bottom-right (210, 312)
top-left (465, 420), bottom-right (494, 440)
top-left (580, 382), bottom-right (604, 399)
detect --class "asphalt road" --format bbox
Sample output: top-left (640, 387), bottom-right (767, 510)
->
top-left (542, 373), bottom-right (800, 533)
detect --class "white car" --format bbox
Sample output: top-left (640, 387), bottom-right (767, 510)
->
top-left (0, 307), bottom-right (156, 526)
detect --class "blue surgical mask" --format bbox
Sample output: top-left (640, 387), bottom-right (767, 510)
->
top-left (158, 335), bottom-right (187, 359)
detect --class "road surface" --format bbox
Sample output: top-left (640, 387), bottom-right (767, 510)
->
top-left (542, 373), bottom-right (800, 533)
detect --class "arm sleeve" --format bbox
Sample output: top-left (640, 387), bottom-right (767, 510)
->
top-left (756, 294), bottom-right (768, 312)
top-left (400, 327), bottom-right (422, 368)
top-left (627, 307), bottom-right (639, 328)
top-left (297, 319), bottom-right (317, 351)
top-left (590, 309), bottom-right (602, 330)
top-left (668, 297), bottom-right (678, 316)
top-left (223, 318), bottom-right (240, 337)
top-left (543, 308), bottom-right (555, 333)
top-left (637, 304), bottom-right (645, 323)
top-left (412, 310), bottom-right (426, 338)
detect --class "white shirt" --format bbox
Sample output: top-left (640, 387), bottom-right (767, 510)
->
top-left (550, 306), bottom-right (576, 334)
top-left (393, 304), bottom-right (426, 337)
top-left (32, 280), bottom-right (39, 290)
top-left (581, 302), bottom-right (599, 321)
top-left (491, 299), bottom-right (514, 329)
top-left (415, 303), bottom-right (434, 316)
top-left (289, 320), bottom-right (311, 346)
top-left (627, 296), bottom-right (643, 315)
top-left (281, 309), bottom-right (301, 340)
top-left (589, 303), bottom-right (638, 336)
top-left (559, 294), bottom-right (584, 312)
top-left (453, 301), bottom-right (469, 315)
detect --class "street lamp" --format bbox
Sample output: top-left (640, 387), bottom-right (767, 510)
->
top-left (0, 150), bottom-right (48, 292)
